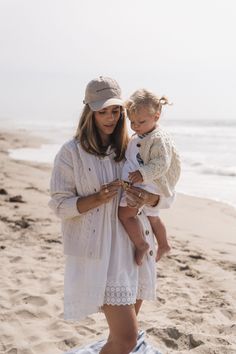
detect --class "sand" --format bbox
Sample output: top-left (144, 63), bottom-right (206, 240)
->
top-left (0, 129), bottom-right (236, 354)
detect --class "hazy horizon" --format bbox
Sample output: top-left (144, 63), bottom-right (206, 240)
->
top-left (1, 0), bottom-right (236, 125)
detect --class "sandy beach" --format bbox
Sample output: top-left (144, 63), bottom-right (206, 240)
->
top-left (0, 130), bottom-right (236, 354)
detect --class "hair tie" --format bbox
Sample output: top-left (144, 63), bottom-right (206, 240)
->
top-left (159, 96), bottom-right (172, 106)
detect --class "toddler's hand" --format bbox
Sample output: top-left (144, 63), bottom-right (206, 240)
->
top-left (128, 170), bottom-right (143, 184)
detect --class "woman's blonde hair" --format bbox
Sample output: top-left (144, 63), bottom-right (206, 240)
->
top-left (75, 104), bottom-right (129, 162)
top-left (125, 89), bottom-right (170, 116)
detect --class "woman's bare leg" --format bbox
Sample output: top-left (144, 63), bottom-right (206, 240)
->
top-left (107, 300), bottom-right (143, 343)
top-left (100, 304), bottom-right (138, 354)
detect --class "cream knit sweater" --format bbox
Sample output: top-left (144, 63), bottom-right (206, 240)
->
top-left (138, 127), bottom-right (181, 197)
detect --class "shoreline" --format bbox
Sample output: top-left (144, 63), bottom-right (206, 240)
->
top-left (176, 191), bottom-right (236, 212)
top-left (4, 126), bottom-right (236, 210)
top-left (0, 128), bottom-right (236, 354)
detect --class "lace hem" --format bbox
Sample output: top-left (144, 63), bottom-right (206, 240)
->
top-left (103, 284), bottom-right (155, 306)
top-left (64, 283), bottom-right (156, 319)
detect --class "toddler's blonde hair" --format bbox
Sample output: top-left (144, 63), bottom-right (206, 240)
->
top-left (125, 89), bottom-right (170, 116)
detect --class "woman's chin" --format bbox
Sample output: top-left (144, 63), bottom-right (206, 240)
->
top-left (103, 126), bottom-right (116, 134)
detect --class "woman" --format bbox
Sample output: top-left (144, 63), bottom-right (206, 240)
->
top-left (49, 76), bottom-right (172, 354)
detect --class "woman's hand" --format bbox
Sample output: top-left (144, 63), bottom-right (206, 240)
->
top-left (77, 179), bottom-right (122, 213)
top-left (98, 179), bottom-right (122, 204)
top-left (125, 185), bottom-right (160, 209)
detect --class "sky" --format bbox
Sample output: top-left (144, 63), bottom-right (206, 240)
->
top-left (0, 0), bottom-right (236, 125)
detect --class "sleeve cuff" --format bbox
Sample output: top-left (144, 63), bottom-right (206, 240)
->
top-left (49, 196), bottom-right (81, 219)
top-left (139, 167), bottom-right (152, 183)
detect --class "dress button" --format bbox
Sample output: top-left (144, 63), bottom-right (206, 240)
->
top-left (89, 168), bottom-right (91, 171)
top-left (94, 188), bottom-right (97, 192)
top-left (149, 250), bottom-right (153, 256)
top-left (145, 230), bottom-right (149, 235)
top-left (136, 143), bottom-right (141, 147)
top-left (97, 208), bottom-right (99, 212)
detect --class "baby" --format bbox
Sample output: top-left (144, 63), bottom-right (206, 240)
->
top-left (118, 89), bottom-right (181, 265)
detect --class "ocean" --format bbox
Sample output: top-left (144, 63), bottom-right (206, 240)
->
top-left (3, 118), bottom-right (236, 208)
top-left (165, 119), bottom-right (236, 208)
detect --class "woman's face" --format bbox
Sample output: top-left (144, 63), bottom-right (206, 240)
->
top-left (94, 105), bottom-right (121, 141)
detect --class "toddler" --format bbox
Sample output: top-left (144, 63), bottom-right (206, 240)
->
top-left (118, 89), bottom-right (181, 265)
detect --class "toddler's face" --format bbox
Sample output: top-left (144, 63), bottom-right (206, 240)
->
top-left (129, 107), bottom-right (159, 135)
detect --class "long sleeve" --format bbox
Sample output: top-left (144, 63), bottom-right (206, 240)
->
top-left (139, 136), bottom-right (172, 183)
top-left (49, 144), bottom-right (81, 220)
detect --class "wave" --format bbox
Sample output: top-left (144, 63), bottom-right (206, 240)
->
top-left (167, 126), bottom-right (236, 139)
top-left (183, 162), bottom-right (236, 177)
top-left (164, 119), bottom-right (236, 128)
top-left (181, 157), bottom-right (236, 177)
top-left (201, 166), bottom-right (236, 177)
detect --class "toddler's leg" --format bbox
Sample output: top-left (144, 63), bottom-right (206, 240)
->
top-left (148, 216), bottom-right (171, 261)
top-left (118, 206), bottom-right (149, 266)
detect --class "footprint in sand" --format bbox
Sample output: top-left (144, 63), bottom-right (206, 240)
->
top-left (16, 309), bottom-right (37, 319)
top-left (185, 268), bottom-right (200, 278)
top-left (10, 256), bottom-right (22, 263)
top-left (220, 309), bottom-right (236, 321)
top-left (219, 323), bottom-right (236, 335)
top-left (79, 316), bottom-right (97, 326)
top-left (45, 289), bottom-right (57, 295)
top-left (16, 307), bottom-right (49, 320)
top-left (57, 337), bottom-right (79, 351)
top-left (23, 295), bottom-right (47, 306)
top-left (188, 253), bottom-right (205, 260)
top-left (147, 326), bottom-right (204, 351)
top-left (157, 296), bottom-right (166, 304)
top-left (79, 325), bottom-right (100, 335)
top-left (6, 349), bottom-right (17, 354)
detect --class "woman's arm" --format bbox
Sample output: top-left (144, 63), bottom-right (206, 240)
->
top-left (76, 180), bottom-right (122, 213)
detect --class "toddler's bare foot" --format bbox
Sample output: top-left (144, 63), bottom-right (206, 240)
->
top-left (135, 242), bottom-right (149, 266)
top-left (156, 244), bottom-right (171, 262)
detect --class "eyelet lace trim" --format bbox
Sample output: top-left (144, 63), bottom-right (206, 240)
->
top-left (104, 285), bottom-right (136, 305)
top-left (104, 284), bottom-right (155, 305)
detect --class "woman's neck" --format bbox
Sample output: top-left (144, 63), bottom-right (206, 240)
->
top-left (100, 133), bottom-right (111, 147)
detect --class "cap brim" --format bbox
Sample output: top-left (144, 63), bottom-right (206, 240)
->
top-left (88, 98), bottom-right (123, 111)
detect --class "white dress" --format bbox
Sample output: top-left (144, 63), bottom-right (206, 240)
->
top-left (63, 149), bottom-right (157, 321)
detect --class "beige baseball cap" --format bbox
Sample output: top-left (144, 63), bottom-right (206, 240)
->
top-left (83, 76), bottom-right (123, 111)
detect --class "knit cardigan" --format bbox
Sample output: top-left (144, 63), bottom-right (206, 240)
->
top-left (49, 139), bottom-right (124, 258)
top-left (138, 127), bottom-right (181, 197)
